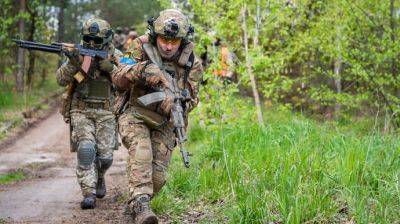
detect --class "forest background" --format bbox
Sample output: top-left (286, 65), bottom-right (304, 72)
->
top-left (0, 0), bottom-right (399, 223)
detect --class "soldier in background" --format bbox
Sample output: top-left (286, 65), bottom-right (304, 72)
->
top-left (112, 9), bottom-right (203, 224)
top-left (212, 38), bottom-right (238, 83)
top-left (56, 18), bottom-right (120, 209)
top-left (113, 26), bottom-right (126, 51)
top-left (123, 27), bottom-right (130, 36)
top-left (123, 29), bottom-right (138, 51)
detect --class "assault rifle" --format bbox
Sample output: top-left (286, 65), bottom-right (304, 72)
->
top-left (13, 39), bottom-right (108, 77)
top-left (137, 71), bottom-right (191, 168)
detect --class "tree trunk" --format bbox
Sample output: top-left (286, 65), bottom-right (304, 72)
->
top-left (0, 63), bottom-right (4, 84)
top-left (58, 0), bottom-right (66, 43)
top-left (241, 4), bottom-right (264, 126)
top-left (334, 54), bottom-right (342, 115)
top-left (254, 0), bottom-right (260, 46)
top-left (390, 0), bottom-right (399, 97)
top-left (334, 7), bottom-right (342, 116)
top-left (16, 0), bottom-right (26, 93)
top-left (100, 0), bottom-right (110, 21)
top-left (41, 67), bottom-right (47, 86)
top-left (57, 0), bottom-right (66, 66)
top-left (27, 7), bottom-right (37, 89)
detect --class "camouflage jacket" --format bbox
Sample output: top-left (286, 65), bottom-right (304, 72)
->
top-left (112, 34), bottom-right (203, 118)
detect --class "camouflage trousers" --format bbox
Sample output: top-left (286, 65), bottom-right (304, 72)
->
top-left (70, 108), bottom-right (117, 197)
top-left (118, 107), bottom-right (175, 203)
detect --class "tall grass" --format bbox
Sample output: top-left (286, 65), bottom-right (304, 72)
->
top-left (0, 55), bottom-right (59, 124)
top-left (153, 109), bottom-right (400, 223)
top-left (0, 84), bottom-right (14, 109)
top-left (0, 76), bottom-right (59, 141)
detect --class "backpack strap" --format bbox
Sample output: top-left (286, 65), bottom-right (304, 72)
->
top-left (142, 43), bottom-right (163, 68)
top-left (177, 42), bottom-right (194, 67)
top-left (183, 52), bottom-right (195, 86)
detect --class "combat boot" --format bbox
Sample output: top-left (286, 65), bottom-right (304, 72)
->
top-left (80, 193), bottom-right (96, 209)
top-left (131, 194), bottom-right (158, 224)
top-left (96, 177), bottom-right (106, 198)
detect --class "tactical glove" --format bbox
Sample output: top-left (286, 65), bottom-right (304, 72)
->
top-left (99, 59), bottom-right (114, 73)
top-left (160, 96), bottom-right (173, 115)
top-left (144, 64), bottom-right (168, 88)
top-left (65, 48), bottom-right (82, 68)
top-left (111, 64), bottom-right (133, 91)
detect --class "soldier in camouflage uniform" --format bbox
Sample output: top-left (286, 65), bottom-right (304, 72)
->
top-left (113, 26), bottom-right (127, 51)
top-left (56, 18), bottom-right (120, 209)
top-left (112, 9), bottom-right (203, 224)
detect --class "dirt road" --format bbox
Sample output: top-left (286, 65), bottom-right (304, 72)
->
top-left (0, 111), bottom-right (131, 223)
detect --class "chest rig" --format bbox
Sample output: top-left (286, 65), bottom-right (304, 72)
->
top-left (124, 41), bottom-right (195, 128)
top-left (74, 67), bottom-right (113, 110)
top-left (132, 42), bottom-right (194, 108)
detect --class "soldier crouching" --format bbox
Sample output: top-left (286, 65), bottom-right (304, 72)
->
top-left (56, 18), bottom-right (121, 209)
top-left (112, 9), bottom-right (203, 224)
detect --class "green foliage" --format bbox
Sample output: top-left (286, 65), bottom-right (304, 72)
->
top-left (0, 83), bottom-right (14, 108)
top-left (155, 93), bottom-right (400, 223)
top-left (0, 57), bottom-right (59, 141)
top-left (192, 76), bottom-right (255, 132)
top-left (186, 0), bottom-right (400, 127)
top-left (62, 0), bottom-right (162, 42)
top-left (0, 171), bottom-right (26, 185)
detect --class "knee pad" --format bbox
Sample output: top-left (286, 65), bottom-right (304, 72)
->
top-left (97, 158), bottom-right (113, 171)
top-left (152, 164), bottom-right (166, 194)
top-left (77, 141), bottom-right (96, 170)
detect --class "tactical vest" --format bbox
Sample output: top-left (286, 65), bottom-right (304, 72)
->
top-left (127, 41), bottom-right (194, 127)
top-left (73, 69), bottom-right (114, 110)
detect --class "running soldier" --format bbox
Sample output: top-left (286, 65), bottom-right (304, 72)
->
top-left (112, 9), bottom-right (203, 224)
top-left (56, 18), bottom-right (120, 209)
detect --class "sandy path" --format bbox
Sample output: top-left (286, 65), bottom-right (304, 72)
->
top-left (0, 112), bottom-right (129, 224)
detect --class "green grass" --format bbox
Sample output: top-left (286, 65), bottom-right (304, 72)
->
top-left (152, 109), bottom-right (400, 223)
top-left (0, 171), bottom-right (26, 185)
top-left (0, 77), bottom-right (60, 140)
top-left (0, 54), bottom-right (60, 125)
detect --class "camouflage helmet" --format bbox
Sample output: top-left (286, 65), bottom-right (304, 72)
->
top-left (153, 9), bottom-right (192, 39)
top-left (115, 26), bottom-right (123, 33)
top-left (81, 18), bottom-right (114, 49)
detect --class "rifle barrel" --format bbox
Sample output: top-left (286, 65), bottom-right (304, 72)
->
top-left (22, 44), bottom-right (60, 54)
top-left (14, 39), bottom-right (57, 49)
top-left (13, 39), bottom-right (61, 54)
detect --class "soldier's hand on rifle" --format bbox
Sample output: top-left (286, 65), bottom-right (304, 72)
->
top-left (147, 75), bottom-right (168, 87)
top-left (161, 96), bottom-right (173, 115)
top-left (112, 65), bottom-right (133, 90)
top-left (65, 48), bottom-right (83, 68)
top-left (99, 58), bottom-right (114, 73)
top-left (144, 64), bottom-right (168, 88)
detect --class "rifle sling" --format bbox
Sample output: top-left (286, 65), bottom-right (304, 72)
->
top-left (183, 53), bottom-right (195, 88)
top-left (142, 43), bottom-right (195, 86)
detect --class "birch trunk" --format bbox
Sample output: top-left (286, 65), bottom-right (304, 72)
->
top-left (241, 4), bottom-right (263, 126)
top-left (334, 27), bottom-right (342, 115)
top-left (390, 0), bottom-right (399, 97)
